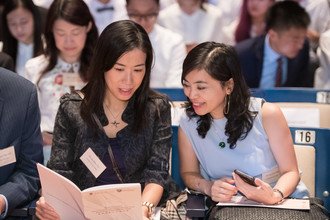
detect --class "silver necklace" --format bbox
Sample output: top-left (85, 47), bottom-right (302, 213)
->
top-left (212, 121), bottom-right (227, 149)
top-left (104, 103), bottom-right (122, 127)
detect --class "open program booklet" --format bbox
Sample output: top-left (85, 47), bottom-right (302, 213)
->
top-left (217, 196), bottom-right (310, 210)
top-left (37, 163), bottom-right (143, 220)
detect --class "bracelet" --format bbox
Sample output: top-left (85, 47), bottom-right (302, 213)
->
top-left (273, 188), bottom-right (285, 204)
top-left (142, 201), bottom-right (155, 215)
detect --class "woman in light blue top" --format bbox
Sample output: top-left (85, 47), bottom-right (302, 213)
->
top-left (178, 42), bottom-right (308, 205)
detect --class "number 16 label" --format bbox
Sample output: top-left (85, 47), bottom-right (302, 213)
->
top-left (294, 130), bottom-right (316, 144)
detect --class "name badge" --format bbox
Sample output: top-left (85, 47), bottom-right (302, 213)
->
top-left (62, 73), bottom-right (84, 88)
top-left (0, 146), bottom-right (16, 167)
top-left (80, 148), bottom-right (106, 178)
top-left (261, 166), bottom-right (281, 184)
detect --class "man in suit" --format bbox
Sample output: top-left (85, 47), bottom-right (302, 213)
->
top-left (0, 67), bottom-right (43, 218)
top-left (235, 1), bottom-right (312, 88)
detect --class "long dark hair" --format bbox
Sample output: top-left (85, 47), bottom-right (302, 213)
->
top-left (2, 0), bottom-right (43, 67)
top-left (182, 42), bottom-right (256, 148)
top-left (81, 20), bottom-right (155, 133)
top-left (234, 0), bottom-right (251, 43)
top-left (235, 0), bottom-right (274, 43)
top-left (39, 0), bottom-right (98, 84)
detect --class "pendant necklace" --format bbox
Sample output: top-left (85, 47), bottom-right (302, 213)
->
top-left (212, 121), bottom-right (226, 149)
top-left (104, 103), bottom-right (122, 128)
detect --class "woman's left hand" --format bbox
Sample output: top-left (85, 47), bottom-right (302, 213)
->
top-left (35, 197), bottom-right (60, 220)
top-left (233, 173), bottom-right (280, 205)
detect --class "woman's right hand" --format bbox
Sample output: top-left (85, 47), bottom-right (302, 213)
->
top-left (210, 177), bottom-right (238, 202)
top-left (36, 197), bottom-right (60, 220)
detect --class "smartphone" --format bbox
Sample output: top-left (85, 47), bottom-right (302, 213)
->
top-left (234, 169), bottom-right (257, 187)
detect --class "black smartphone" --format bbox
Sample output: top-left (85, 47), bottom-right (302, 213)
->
top-left (234, 169), bottom-right (257, 187)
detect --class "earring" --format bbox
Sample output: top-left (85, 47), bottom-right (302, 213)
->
top-left (224, 94), bottom-right (231, 115)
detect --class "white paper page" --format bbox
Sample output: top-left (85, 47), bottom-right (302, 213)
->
top-left (82, 183), bottom-right (143, 220)
top-left (280, 107), bottom-right (320, 128)
top-left (153, 207), bottom-right (161, 220)
top-left (37, 163), bottom-right (86, 220)
top-left (217, 196), bottom-right (310, 210)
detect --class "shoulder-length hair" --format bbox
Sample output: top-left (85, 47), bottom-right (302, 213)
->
top-left (181, 42), bottom-right (256, 148)
top-left (40, 0), bottom-right (98, 84)
top-left (1, 0), bottom-right (43, 67)
top-left (81, 20), bottom-right (154, 133)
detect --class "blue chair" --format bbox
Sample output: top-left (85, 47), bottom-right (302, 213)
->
top-left (251, 88), bottom-right (330, 103)
top-left (290, 127), bottom-right (330, 210)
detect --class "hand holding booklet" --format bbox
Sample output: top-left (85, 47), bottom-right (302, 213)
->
top-left (37, 163), bottom-right (143, 220)
top-left (217, 196), bottom-right (310, 210)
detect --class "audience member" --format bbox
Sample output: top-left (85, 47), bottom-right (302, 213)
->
top-left (289, 0), bottom-right (330, 48)
top-left (235, 0), bottom-right (274, 43)
top-left (84, 0), bottom-right (127, 33)
top-left (235, 1), bottom-right (312, 88)
top-left (126, 0), bottom-right (186, 88)
top-left (1, 0), bottom-right (44, 77)
top-left (218, 0), bottom-right (273, 45)
top-left (286, 0), bottom-right (330, 83)
top-left (0, 67), bottom-right (43, 218)
top-left (178, 42), bottom-right (309, 208)
top-left (35, 20), bottom-right (179, 220)
top-left (314, 29), bottom-right (330, 89)
top-left (25, 0), bottom-right (98, 164)
top-left (158, 0), bottom-right (222, 52)
top-left (0, 52), bottom-right (14, 71)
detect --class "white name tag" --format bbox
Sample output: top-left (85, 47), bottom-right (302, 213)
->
top-left (262, 166), bottom-right (281, 184)
top-left (80, 148), bottom-right (106, 178)
top-left (62, 73), bottom-right (84, 88)
top-left (0, 146), bottom-right (16, 167)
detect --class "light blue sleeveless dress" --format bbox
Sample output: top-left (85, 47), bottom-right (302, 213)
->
top-left (179, 97), bottom-right (309, 198)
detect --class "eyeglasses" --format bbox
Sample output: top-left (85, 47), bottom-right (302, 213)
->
top-left (128, 12), bottom-right (158, 22)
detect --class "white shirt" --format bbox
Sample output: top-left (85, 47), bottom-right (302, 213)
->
top-left (25, 55), bottom-right (85, 132)
top-left (33, 0), bottom-right (52, 8)
top-left (158, 3), bottom-right (222, 44)
top-left (217, 19), bottom-right (237, 45)
top-left (16, 42), bottom-right (33, 78)
top-left (208, 0), bottom-right (219, 6)
top-left (160, 0), bottom-right (176, 10)
top-left (314, 30), bottom-right (330, 89)
top-left (84, 0), bottom-right (128, 33)
top-left (216, 0), bottom-right (243, 26)
top-left (299, 0), bottom-right (330, 34)
top-left (149, 24), bottom-right (186, 88)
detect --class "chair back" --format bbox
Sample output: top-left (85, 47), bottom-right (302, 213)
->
top-left (294, 144), bottom-right (316, 196)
